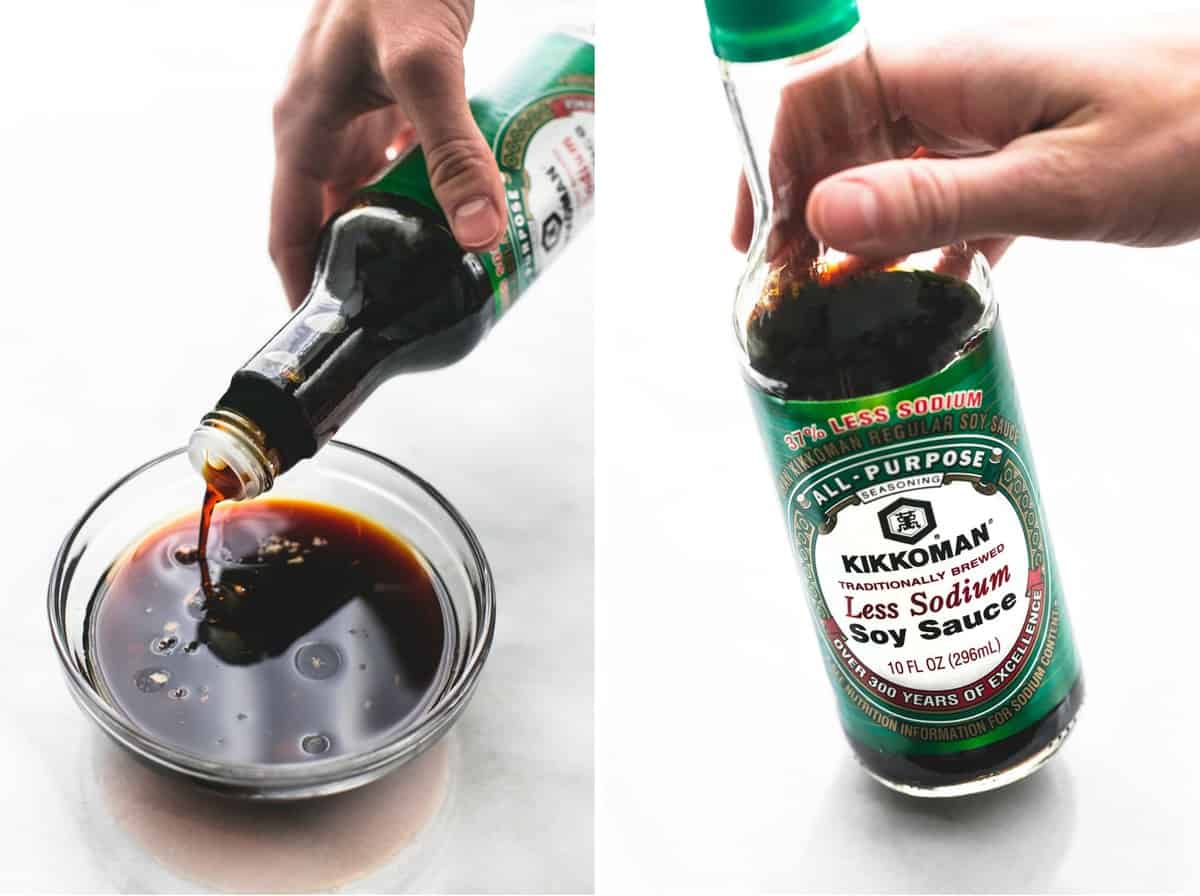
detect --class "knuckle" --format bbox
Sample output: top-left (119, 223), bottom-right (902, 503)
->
top-left (272, 59), bottom-right (324, 133)
top-left (434, 0), bottom-right (474, 44)
top-left (424, 135), bottom-right (492, 192)
top-left (378, 33), bottom-right (460, 86)
top-left (272, 80), bottom-right (321, 145)
top-left (272, 90), bottom-right (298, 132)
top-left (1026, 142), bottom-right (1107, 237)
top-left (902, 163), bottom-right (962, 244)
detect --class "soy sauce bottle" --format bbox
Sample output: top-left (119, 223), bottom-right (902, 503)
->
top-left (189, 31), bottom-right (594, 500)
top-left (705, 0), bottom-right (1083, 795)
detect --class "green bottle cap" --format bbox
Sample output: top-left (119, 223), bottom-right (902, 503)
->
top-left (705, 0), bottom-right (861, 63)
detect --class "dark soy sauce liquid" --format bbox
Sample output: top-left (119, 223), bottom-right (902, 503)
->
top-left (747, 266), bottom-right (1083, 789)
top-left (747, 267), bottom-right (986, 399)
top-left (197, 485), bottom-right (221, 598)
top-left (87, 498), bottom-right (451, 764)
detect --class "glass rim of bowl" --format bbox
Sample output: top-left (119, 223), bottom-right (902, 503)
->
top-left (48, 441), bottom-right (495, 800)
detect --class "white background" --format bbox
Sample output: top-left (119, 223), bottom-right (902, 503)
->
top-left (0, 1), bottom-right (592, 892)
top-left (597, 0), bottom-right (1200, 892)
top-left (3, 0), bottom-right (1200, 893)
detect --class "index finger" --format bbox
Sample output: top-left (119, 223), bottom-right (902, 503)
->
top-left (871, 26), bottom-right (1095, 153)
top-left (269, 161), bottom-right (326, 309)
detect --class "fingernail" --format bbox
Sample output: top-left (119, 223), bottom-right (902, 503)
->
top-left (812, 180), bottom-right (879, 245)
top-left (452, 197), bottom-right (502, 248)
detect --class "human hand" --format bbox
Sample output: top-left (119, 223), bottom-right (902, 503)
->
top-left (733, 20), bottom-right (1200, 264)
top-left (270, 0), bottom-right (505, 307)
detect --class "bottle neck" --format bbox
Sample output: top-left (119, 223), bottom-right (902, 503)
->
top-left (187, 409), bottom-right (281, 501)
top-left (722, 25), bottom-right (997, 360)
top-left (722, 25), bottom-right (896, 331)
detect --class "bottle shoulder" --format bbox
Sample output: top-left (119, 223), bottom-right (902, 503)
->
top-left (315, 194), bottom-right (492, 320)
top-left (736, 247), bottom-right (997, 400)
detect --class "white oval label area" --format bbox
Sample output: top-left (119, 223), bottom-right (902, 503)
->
top-left (813, 480), bottom-right (1031, 694)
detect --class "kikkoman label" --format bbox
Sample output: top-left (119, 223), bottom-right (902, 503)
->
top-left (750, 325), bottom-right (1081, 755)
top-left (491, 80), bottom-right (594, 315)
top-left (369, 31), bottom-right (594, 319)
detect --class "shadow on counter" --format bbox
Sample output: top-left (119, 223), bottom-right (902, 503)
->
top-left (78, 731), bottom-right (455, 893)
top-left (778, 754), bottom-right (1078, 893)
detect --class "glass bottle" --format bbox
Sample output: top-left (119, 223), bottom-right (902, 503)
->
top-left (188, 30), bottom-right (594, 501)
top-left (706, 0), bottom-right (1083, 795)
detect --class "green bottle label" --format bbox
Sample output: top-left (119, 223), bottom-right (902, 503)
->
top-left (367, 31), bottom-right (594, 319)
top-left (750, 324), bottom-right (1081, 755)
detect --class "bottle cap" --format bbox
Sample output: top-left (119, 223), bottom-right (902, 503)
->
top-left (704, 0), bottom-right (860, 63)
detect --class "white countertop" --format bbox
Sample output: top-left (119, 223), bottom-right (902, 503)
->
top-left (0, 3), bottom-right (592, 892)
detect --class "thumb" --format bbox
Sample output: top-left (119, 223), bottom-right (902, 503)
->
top-left (806, 139), bottom-right (1107, 257)
top-left (382, 41), bottom-right (505, 251)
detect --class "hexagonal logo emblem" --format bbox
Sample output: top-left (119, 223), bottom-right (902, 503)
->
top-left (541, 212), bottom-right (563, 252)
top-left (878, 498), bottom-right (936, 545)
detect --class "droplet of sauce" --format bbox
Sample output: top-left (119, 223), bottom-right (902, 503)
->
top-left (294, 643), bottom-right (341, 680)
top-left (173, 544), bottom-right (200, 565)
top-left (149, 634), bottom-right (179, 656)
top-left (134, 668), bottom-right (170, 693)
top-left (184, 591), bottom-right (207, 620)
top-left (301, 733), bottom-right (332, 755)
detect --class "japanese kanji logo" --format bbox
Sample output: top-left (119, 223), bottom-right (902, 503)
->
top-left (877, 497), bottom-right (936, 545)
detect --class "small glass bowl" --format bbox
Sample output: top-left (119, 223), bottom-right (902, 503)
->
top-left (49, 442), bottom-right (494, 800)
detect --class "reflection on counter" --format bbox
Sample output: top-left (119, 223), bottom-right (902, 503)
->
top-left (790, 756), bottom-right (1078, 892)
top-left (81, 733), bottom-right (454, 893)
